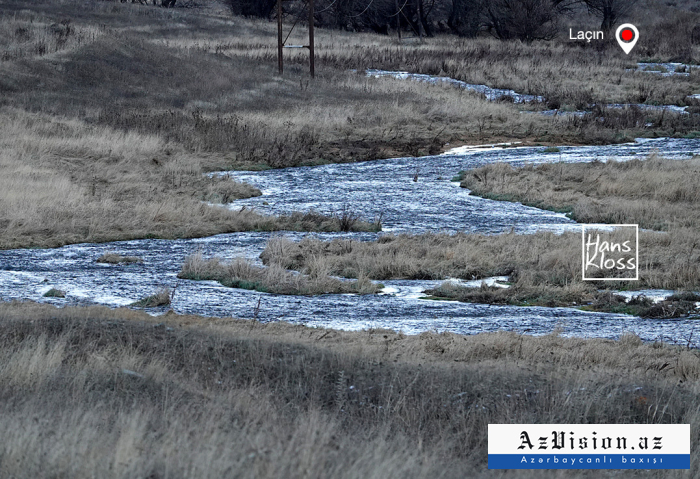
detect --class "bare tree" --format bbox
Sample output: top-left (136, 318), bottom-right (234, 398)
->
top-left (356, 0), bottom-right (399, 34)
top-left (485, 0), bottom-right (560, 42)
top-left (448, 0), bottom-right (484, 37)
top-left (584, 0), bottom-right (638, 32)
top-left (121, 0), bottom-right (177, 6)
top-left (225, 0), bottom-right (277, 18)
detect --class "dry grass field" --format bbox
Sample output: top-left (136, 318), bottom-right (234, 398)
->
top-left (0, 108), bottom-right (378, 248)
top-left (224, 23), bottom-right (700, 110)
top-left (257, 228), bottom-right (700, 316)
top-left (1, 302), bottom-right (700, 478)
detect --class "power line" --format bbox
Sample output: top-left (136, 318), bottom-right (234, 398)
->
top-left (283, 0), bottom-right (309, 46)
top-left (347, 0), bottom-right (376, 18)
top-left (315, 0), bottom-right (339, 14)
top-left (388, 0), bottom-right (409, 17)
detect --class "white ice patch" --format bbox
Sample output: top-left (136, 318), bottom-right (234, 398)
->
top-left (92, 295), bottom-right (137, 307)
top-left (0, 271), bottom-right (47, 283)
top-left (442, 142), bottom-right (523, 156)
top-left (614, 290), bottom-right (676, 304)
top-left (633, 62), bottom-right (692, 77)
top-left (446, 276), bottom-right (511, 289)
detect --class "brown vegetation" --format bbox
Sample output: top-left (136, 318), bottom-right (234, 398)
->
top-left (218, 16), bottom-right (700, 112)
top-left (178, 250), bottom-right (381, 295)
top-left (3, 1), bottom-right (700, 476)
top-left (0, 301), bottom-right (699, 477)
top-left (0, 107), bottom-right (263, 248)
top-left (130, 286), bottom-right (172, 307)
top-left (0, 107), bottom-right (381, 249)
top-left (461, 154), bottom-right (700, 231)
top-left (96, 252), bottom-right (144, 264)
top-left (433, 154), bottom-right (700, 313)
top-left (224, 0), bottom-right (698, 56)
top-left (259, 228), bottom-right (700, 315)
top-left (262, 225), bottom-right (700, 289)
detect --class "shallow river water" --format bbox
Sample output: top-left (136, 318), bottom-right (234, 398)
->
top-left (366, 69), bottom-right (694, 114)
top-left (1, 138), bottom-right (699, 342)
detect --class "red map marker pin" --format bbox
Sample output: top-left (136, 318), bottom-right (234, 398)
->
top-left (616, 24), bottom-right (639, 54)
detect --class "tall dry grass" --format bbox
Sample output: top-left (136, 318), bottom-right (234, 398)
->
top-left (0, 108), bottom-right (381, 249)
top-left (1, 302), bottom-right (700, 477)
top-left (0, 107), bottom-right (266, 248)
top-left (403, 153), bottom-right (700, 312)
top-left (204, 18), bottom-right (699, 109)
top-left (261, 228), bottom-right (700, 291)
top-left (0, 10), bottom-right (105, 61)
top-left (2, 0), bottom-right (698, 185)
top-left (179, 250), bottom-right (381, 295)
top-left (0, 5), bottom-right (563, 169)
top-left (259, 224), bottom-right (700, 315)
top-left (461, 154), bottom-right (700, 231)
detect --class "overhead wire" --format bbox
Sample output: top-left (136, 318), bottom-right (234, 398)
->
top-left (315, 0), bottom-right (339, 14)
top-left (283, 0), bottom-right (404, 43)
top-left (388, 0), bottom-right (409, 17)
top-left (282, 0), bottom-right (309, 45)
top-left (347, 0), bottom-right (376, 18)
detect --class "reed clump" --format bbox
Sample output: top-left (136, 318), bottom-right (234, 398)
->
top-left (178, 251), bottom-right (381, 295)
top-left (96, 252), bottom-right (143, 264)
top-left (130, 286), bottom-right (172, 308)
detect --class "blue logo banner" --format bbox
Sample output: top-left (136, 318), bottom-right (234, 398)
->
top-left (488, 454), bottom-right (690, 470)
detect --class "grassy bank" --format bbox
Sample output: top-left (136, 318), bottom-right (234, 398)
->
top-left (0, 107), bottom-right (383, 249)
top-left (425, 283), bottom-right (700, 318)
top-left (459, 155), bottom-right (700, 292)
top-left (460, 154), bottom-right (700, 231)
top-left (420, 154), bottom-right (700, 314)
top-left (0, 302), bottom-right (699, 478)
top-left (178, 251), bottom-right (382, 295)
top-left (3, 1), bottom-right (700, 167)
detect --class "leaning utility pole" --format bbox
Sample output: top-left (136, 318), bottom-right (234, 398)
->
top-left (309, 0), bottom-right (315, 78)
top-left (277, 0), bottom-right (283, 74)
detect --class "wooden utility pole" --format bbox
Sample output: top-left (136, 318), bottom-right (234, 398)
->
top-left (277, 0), bottom-right (283, 74)
top-left (277, 0), bottom-right (315, 78)
top-left (415, 0), bottom-right (424, 40)
top-left (395, 0), bottom-right (401, 40)
top-left (309, 0), bottom-right (315, 78)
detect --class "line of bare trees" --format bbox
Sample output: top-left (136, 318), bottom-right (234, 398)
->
top-left (223, 0), bottom-right (637, 42)
top-left (121, 0), bottom-right (177, 7)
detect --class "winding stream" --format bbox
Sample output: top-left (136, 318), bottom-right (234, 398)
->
top-left (1, 138), bottom-right (699, 342)
top-left (366, 69), bottom-right (694, 114)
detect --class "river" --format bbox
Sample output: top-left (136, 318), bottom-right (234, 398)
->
top-left (1, 138), bottom-right (699, 343)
